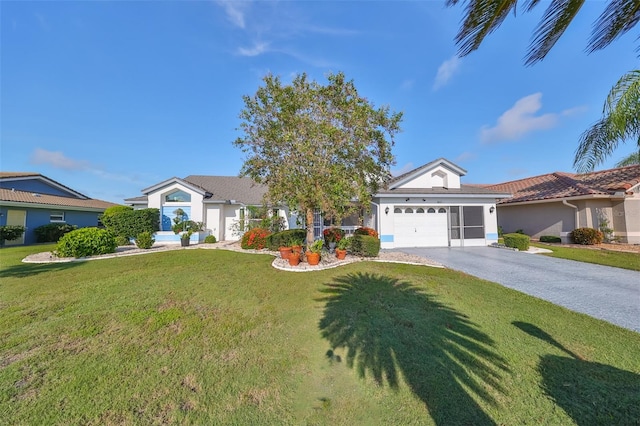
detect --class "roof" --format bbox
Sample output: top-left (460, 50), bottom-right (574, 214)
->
top-left (485, 165), bottom-right (640, 205)
top-left (0, 188), bottom-right (118, 210)
top-left (0, 172), bottom-right (89, 199)
top-left (184, 175), bottom-right (268, 205)
top-left (376, 184), bottom-right (511, 197)
top-left (0, 172), bottom-right (41, 178)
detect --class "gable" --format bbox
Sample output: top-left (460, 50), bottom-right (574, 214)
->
top-left (391, 159), bottom-right (465, 190)
top-left (0, 174), bottom-right (88, 199)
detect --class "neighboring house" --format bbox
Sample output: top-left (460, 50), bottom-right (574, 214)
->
top-left (484, 165), bottom-right (640, 244)
top-left (0, 172), bottom-right (118, 245)
top-left (126, 159), bottom-right (510, 248)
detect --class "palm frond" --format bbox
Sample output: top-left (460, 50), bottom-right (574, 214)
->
top-left (615, 151), bottom-right (640, 167)
top-left (525, 0), bottom-right (585, 66)
top-left (605, 70), bottom-right (640, 141)
top-left (588, 0), bottom-right (640, 53)
top-left (449, 0), bottom-right (519, 57)
top-left (574, 119), bottom-right (622, 172)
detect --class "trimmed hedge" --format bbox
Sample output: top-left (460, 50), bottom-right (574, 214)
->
top-left (135, 231), bottom-right (155, 249)
top-left (350, 235), bottom-right (380, 257)
top-left (570, 228), bottom-right (603, 245)
top-left (266, 229), bottom-right (307, 250)
top-left (55, 227), bottom-right (117, 258)
top-left (34, 223), bottom-right (77, 243)
top-left (100, 208), bottom-right (160, 239)
top-left (204, 235), bottom-right (217, 244)
top-left (539, 235), bottom-right (561, 243)
top-left (0, 225), bottom-right (26, 245)
top-left (503, 233), bottom-right (530, 251)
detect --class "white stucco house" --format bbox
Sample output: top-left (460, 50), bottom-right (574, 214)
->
top-left (125, 158), bottom-right (510, 247)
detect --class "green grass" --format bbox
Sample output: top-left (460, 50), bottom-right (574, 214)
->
top-left (1, 245), bottom-right (639, 425)
top-left (532, 242), bottom-right (640, 271)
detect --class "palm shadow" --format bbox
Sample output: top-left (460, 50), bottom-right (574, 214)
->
top-left (317, 272), bottom-right (510, 425)
top-left (0, 261), bottom-right (81, 278)
top-left (513, 321), bottom-right (640, 425)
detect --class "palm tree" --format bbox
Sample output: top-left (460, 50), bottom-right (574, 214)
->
top-left (616, 151), bottom-right (640, 167)
top-left (448, 0), bottom-right (640, 170)
top-left (574, 70), bottom-right (640, 172)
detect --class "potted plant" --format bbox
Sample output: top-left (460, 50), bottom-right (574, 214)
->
top-left (279, 245), bottom-right (293, 260)
top-left (335, 236), bottom-right (350, 260)
top-left (290, 238), bottom-right (304, 257)
top-left (323, 227), bottom-right (345, 252)
top-left (180, 230), bottom-right (193, 247)
top-left (306, 239), bottom-right (323, 266)
top-left (288, 250), bottom-right (301, 266)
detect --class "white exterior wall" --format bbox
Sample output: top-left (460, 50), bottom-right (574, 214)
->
top-left (147, 183), bottom-right (205, 223)
top-left (205, 204), bottom-right (223, 242)
top-left (396, 166), bottom-right (461, 189)
top-left (377, 197), bottom-right (499, 249)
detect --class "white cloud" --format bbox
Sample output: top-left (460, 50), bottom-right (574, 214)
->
top-left (433, 55), bottom-right (461, 90)
top-left (237, 41), bottom-right (270, 57)
top-left (30, 148), bottom-right (90, 170)
top-left (392, 162), bottom-right (414, 176)
top-left (480, 93), bottom-right (562, 143)
top-left (455, 151), bottom-right (476, 162)
top-left (400, 79), bottom-right (415, 91)
top-left (216, 1), bottom-right (248, 29)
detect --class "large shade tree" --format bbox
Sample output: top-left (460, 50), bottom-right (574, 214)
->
top-left (234, 72), bottom-right (402, 245)
top-left (447, 0), bottom-right (640, 171)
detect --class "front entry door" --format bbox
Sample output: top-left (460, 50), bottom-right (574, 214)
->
top-left (6, 209), bottom-right (27, 245)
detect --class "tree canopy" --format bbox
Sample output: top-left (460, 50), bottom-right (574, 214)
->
top-left (234, 72), bottom-right (402, 245)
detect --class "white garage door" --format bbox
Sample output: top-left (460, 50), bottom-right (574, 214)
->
top-left (393, 207), bottom-right (449, 247)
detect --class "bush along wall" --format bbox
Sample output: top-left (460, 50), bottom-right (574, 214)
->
top-left (34, 223), bottom-right (78, 243)
top-left (539, 235), bottom-right (561, 243)
top-left (503, 233), bottom-right (530, 251)
top-left (570, 228), bottom-right (603, 245)
top-left (100, 208), bottom-right (160, 240)
top-left (350, 235), bottom-right (380, 257)
top-left (266, 229), bottom-right (307, 250)
top-left (55, 227), bottom-right (117, 258)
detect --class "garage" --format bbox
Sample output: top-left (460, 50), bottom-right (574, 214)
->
top-left (393, 206), bottom-right (449, 247)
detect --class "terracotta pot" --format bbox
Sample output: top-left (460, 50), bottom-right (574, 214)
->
top-left (291, 245), bottom-right (303, 256)
top-left (335, 249), bottom-right (347, 260)
top-left (279, 246), bottom-right (292, 259)
top-left (288, 253), bottom-right (301, 266)
top-left (306, 252), bottom-right (321, 266)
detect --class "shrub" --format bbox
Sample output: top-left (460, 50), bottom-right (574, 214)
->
top-left (0, 225), bottom-right (26, 245)
top-left (115, 236), bottom-right (132, 246)
top-left (350, 235), bottom-right (380, 257)
top-left (323, 227), bottom-right (345, 244)
top-left (354, 227), bottom-right (379, 239)
top-left (135, 231), bottom-right (155, 249)
top-left (55, 227), bottom-right (117, 258)
top-left (265, 229), bottom-right (307, 250)
top-left (539, 235), bottom-right (561, 243)
top-left (101, 208), bottom-right (160, 239)
top-left (570, 227), bottom-right (603, 245)
top-left (241, 228), bottom-right (271, 250)
top-left (204, 235), bottom-right (217, 244)
top-left (503, 233), bottom-right (530, 251)
top-left (34, 223), bottom-right (77, 243)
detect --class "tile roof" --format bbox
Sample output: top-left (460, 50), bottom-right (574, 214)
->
top-left (0, 172), bottom-right (40, 178)
top-left (183, 176), bottom-right (268, 205)
top-left (485, 165), bottom-right (640, 205)
top-left (0, 188), bottom-right (118, 210)
top-left (376, 184), bottom-right (510, 196)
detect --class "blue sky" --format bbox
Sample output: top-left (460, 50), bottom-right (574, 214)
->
top-left (2, 1), bottom-right (638, 203)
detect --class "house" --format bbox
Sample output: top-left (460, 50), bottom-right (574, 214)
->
top-left (0, 172), bottom-right (118, 245)
top-left (126, 159), bottom-right (511, 248)
top-left (484, 165), bottom-right (640, 244)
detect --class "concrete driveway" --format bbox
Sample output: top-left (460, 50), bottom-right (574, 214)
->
top-left (396, 246), bottom-right (640, 333)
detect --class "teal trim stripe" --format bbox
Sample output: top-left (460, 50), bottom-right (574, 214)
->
top-left (380, 235), bottom-right (394, 242)
top-left (486, 233), bottom-right (498, 239)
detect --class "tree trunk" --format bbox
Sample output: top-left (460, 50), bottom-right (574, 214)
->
top-left (306, 207), bottom-right (315, 247)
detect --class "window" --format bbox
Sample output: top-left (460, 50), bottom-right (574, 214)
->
top-left (438, 208), bottom-right (446, 213)
top-left (463, 206), bottom-right (484, 239)
top-left (165, 190), bottom-right (191, 202)
top-left (405, 208), bottom-right (413, 213)
top-left (394, 208), bottom-right (402, 214)
top-left (50, 211), bottom-right (65, 222)
top-left (427, 208), bottom-right (436, 213)
top-left (416, 208), bottom-right (425, 213)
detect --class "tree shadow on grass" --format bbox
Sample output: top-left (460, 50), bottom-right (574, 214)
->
top-left (0, 261), bottom-right (81, 279)
top-left (317, 272), bottom-right (510, 425)
top-left (513, 321), bottom-right (640, 425)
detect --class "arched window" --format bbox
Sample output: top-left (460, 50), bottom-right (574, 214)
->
top-left (165, 190), bottom-right (191, 203)
top-left (427, 208), bottom-right (436, 213)
top-left (394, 208), bottom-right (402, 214)
top-left (416, 208), bottom-right (425, 213)
top-left (438, 208), bottom-right (447, 213)
top-left (405, 208), bottom-right (413, 213)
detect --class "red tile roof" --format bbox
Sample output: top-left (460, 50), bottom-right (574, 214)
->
top-left (486, 165), bottom-right (640, 205)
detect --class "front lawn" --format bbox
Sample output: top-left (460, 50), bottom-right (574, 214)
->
top-left (532, 242), bottom-right (640, 271)
top-left (1, 245), bottom-right (639, 424)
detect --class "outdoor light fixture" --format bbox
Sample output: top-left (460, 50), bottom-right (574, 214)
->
top-left (405, 198), bottom-right (410, 202)
top-left (490, 206), bottom-right (495, 214)
top-left (385, 207), bottom-right (389, 215)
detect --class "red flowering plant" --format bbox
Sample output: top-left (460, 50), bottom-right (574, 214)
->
top-left (323, 227), bottom-right (345, 244)
top-left (241, 228), bottom-right (271, 250)
top-left (354, 226), bottom-right (378, 239)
